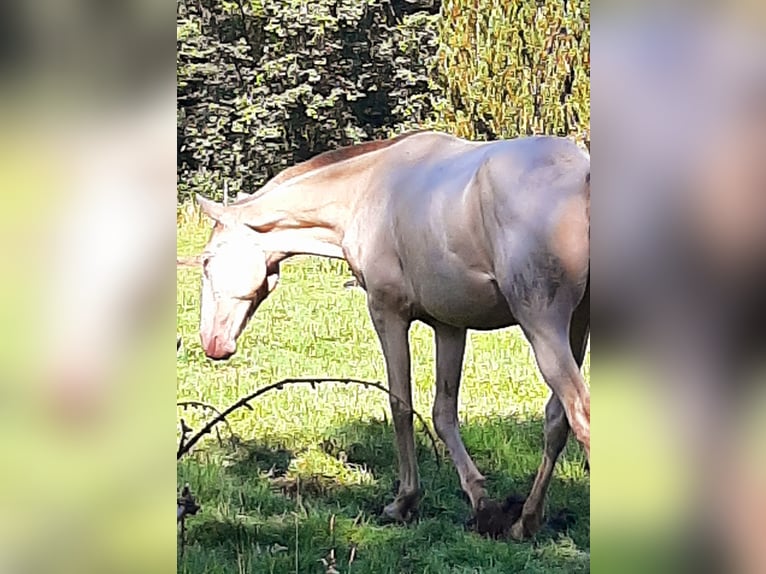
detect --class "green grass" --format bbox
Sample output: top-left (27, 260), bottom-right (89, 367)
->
top-left (177, 204), bottom-right (590, 573)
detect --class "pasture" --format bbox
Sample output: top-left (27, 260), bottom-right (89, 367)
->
top-left (177, 206), bottom-right (590, 573)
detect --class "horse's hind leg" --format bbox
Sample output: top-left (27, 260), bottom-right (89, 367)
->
top-left (511, 289), bottom-right (589, 539)
top-left (432, 323), bottom-right (487, 510)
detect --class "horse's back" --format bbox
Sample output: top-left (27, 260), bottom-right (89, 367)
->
top-left (368, 133), bottom-right (589, 328)
top-left (383, 133), bottom-right (589, 254)
top-left (384, 133), bottom-right (588, 206)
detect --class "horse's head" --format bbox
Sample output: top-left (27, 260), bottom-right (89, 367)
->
top-left (195, 195), bottom-right (280, 360)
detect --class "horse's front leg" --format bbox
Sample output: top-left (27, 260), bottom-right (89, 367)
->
top-left (432, 324), bottom-right (487, 510)
top-left (367, 301), bottom-right (419, 522)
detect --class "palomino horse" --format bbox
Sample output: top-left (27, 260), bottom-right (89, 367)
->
top-left (195, 131), bottom-right (590, 539)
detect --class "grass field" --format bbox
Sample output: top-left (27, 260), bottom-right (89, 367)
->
top-left (177, 205), bottom-right (590, 573)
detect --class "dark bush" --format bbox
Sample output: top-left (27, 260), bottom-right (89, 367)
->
top-left (177, 0), bottom-right (590, 203)
top-left (177, 0), bottom-right (441, 202)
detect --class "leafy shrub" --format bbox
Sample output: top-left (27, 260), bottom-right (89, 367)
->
top-left (177, 0), bottom-right (440, 202)
top-left (430, 0), bottom-right (589, 143)
top-left (177, 0), bottom-right (590, 202)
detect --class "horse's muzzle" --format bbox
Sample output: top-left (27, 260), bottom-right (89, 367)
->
top-left (202, 335), bottom-right (235, 361)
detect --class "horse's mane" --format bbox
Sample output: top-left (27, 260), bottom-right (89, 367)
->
top-left (236, 131), bottom-right (425, 202)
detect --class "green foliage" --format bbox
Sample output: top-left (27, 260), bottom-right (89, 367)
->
top-left (177, 0), bottom-right (440, 202)
top-left (177, 1), bottom-right (589, 202)
top-left (430, 0), bottom-right (590, 143)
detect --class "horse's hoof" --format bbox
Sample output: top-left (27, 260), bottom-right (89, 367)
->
top-left (509, 513), bottom-right (542, 541)
top-left (382, 496), bottom-right (417, 523)
top-left (381, 504), bottom-right (408, 523)
top-left (510, 519), bottom-right (526, 541)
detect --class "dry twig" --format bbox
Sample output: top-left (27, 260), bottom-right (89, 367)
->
top-left (176, 377), bottom-right (441, 468)
top-left (177, 483), bottom-right (200, 556)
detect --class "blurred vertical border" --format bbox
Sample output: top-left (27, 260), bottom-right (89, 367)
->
top-left (0, 1), bottom-right (176, 572)
top-left (592, 2), bottom-right (766, 573)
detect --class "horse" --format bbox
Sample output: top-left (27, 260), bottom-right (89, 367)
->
top-left (194, 130), bottom-right (590, 539)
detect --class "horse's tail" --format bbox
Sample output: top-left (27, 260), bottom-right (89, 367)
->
top-left (584, 171), bottom-right (590, 223)
top-left (578, 170), bottom-right (591, 357)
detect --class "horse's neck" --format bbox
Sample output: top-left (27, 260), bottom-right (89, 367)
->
top-left (255, 227), bottom-right (345, 260)
top-left (237, 161), bottom-right (368, 259)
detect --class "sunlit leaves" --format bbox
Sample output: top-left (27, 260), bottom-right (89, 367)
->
top-left (430, 0), bottom-right (589, 144)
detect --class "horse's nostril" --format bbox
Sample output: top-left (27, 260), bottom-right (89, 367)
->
top-left (203, 334), bottom-right (235, 360)
top-left (202, 334), bottom-right (218, 358)
top-left (211, 349), bottom-right (234, 361)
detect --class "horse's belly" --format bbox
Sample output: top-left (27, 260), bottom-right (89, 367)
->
top-left (414, 273), bottom-right (514, 329)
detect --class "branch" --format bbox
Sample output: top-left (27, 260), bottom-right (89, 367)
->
top-left (178, 400), bottom-right (238, 446)
top-left (177, 377), bottom-right (441, 468)
top-left (177, 482), bottom-right (200, 557)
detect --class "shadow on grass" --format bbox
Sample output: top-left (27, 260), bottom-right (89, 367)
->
top-left (178, 414), bottom-right (590, 574)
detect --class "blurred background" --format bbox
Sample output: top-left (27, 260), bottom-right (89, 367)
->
top-left (592, 3), bottom-right (766, 573)
top-left (0, 0), bottom-right (175, 572)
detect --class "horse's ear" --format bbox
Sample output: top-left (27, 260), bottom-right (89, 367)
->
top-left (196, 194), bottom-right (225, 223)
top-left (177, 255), bottom-right (202, 268)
